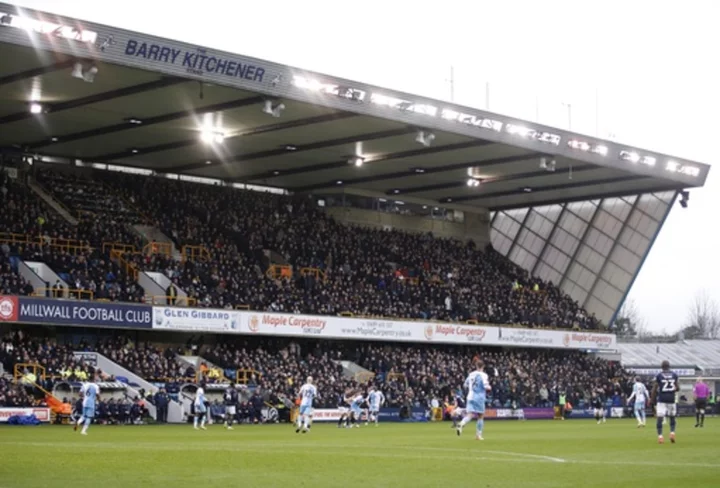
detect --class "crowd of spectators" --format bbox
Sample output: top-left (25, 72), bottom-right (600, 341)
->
top-left (1, 329), bottom-right (632, 412)
top-left (92, 169), bottom-right (598, 329)
top-left (1, 170), bottom-right (144, 301)
top-left (0, 330), bottom-right (91, 390)
top-left (4, 166), bottom-right (601, 330)
top-left (93, 338), bottom-right (195, 383)
top-left (0, 251), bottom-right (33, 296)
top-left (0, 377), bottom-right (36, 407)
top-left (201, 337), bottom-right (631, 410)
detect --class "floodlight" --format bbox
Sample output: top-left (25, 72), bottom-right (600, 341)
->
top-left (415, 130), bottom-right (435, 147)
top-left (348, 156), bottom-right (364, 167)
top-left (466, 178), bottom-right (480, 187)
top-left (540, 157), bottom-right (556, 172)
top-left (200, 129), bottom-right (215, 144)
top-left (263, 100), bottom-right (285, 118)
top-left (71, 62), bottom-right (84, 80)
top-left (29, 103), bottom-right (43, 114)
top-left (83, 65), bottom-right (98, 83)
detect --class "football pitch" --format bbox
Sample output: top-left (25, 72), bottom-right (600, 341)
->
top-left (0, 419), bottom-right (718, 488)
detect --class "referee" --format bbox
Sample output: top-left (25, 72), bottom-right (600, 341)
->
top-left (693, 377), bottom-right (710, 428)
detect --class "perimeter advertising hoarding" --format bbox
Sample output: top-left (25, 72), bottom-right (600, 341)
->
top-left (149, 306), bottom-right (616, 350)
top-left (310, 407), bottom-right (555, 422)
top-left (0, 407), bottom-right (51, 422)
top-left (17, 296), bottom-right (151, 328)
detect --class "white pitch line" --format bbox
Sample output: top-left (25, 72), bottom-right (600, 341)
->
top-left (485, 449), bottom-right (566, 463)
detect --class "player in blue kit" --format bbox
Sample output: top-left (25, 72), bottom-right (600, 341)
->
top-left (74, 373), bottom-right (101, 436)
top-left (296, 376), bottom-right (317, 434)
top-left (651, 360), bottom-right (679, 444)
top-left (456, 359), bottom-right (491, 440)
top-left (626, 377), bottom-right (649, 427)
top-left (193, 383), bottom-right (207, 430)
top-left (365, 387), bottom-right (385, 426)
top-left (345, 390), bottom-right (364, 428)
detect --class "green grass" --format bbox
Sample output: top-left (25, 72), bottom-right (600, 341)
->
top-left (1, 419), bottom-right (718, 488)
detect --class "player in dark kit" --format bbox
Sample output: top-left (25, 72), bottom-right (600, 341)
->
top-left (591, 392), bottom-right (605, 424)
top-left (224, 385), bottom-right (239, 430)
top-left (651, 360), bottom-right (679, 444)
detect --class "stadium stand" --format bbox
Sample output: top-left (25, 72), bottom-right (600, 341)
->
top-left (0, 251), bottom-right (32, 296)
top-left (5, 166), bottom-right (600, 329)
top-left (0, 377), bottom-right (36, 407)
top-left (1, 329), bottom-right (630, 411)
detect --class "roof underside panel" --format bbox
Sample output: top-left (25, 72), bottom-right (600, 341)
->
top-left (490, 190), bottom-right (677, 325)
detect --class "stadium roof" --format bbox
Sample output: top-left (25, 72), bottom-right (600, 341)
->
top-left (0, 3), bottom-right (711, 327)
top-left (0, 2), bottom-right (710, 214)
top-left (617, 340), bottom-right (720, 371)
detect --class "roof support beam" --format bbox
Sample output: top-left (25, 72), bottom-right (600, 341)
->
top-left (174, 127), bottom-right (416, 174)
top-left (581, 195), bottom-right (641, 314)
top-left (530, 202), bottom-right (567, 276)
top-left (407, 166), bottom-right (597, 197)
top-left (288, 151), bottom-right (536, 193)
top-left (0, 77), bottom-right (184, 126)
top-left (442, 175), bottom-right (646, 204)
top-left (505, 207), bottom-right (533, 259)
top-left (0, 59), bottom-right (75, 87)
top-left (26, 96), bottom-right (266, 149)
top-left (233, 141), bottom-right (487, 184)
top-left (559, 199), bottom-right (604, 291)
top-left (607, 191), bottom-right (678, 326)
top-left (490, 185), bottom-right (682, 211)
top-left (99, 112), bottom-right (356, 162)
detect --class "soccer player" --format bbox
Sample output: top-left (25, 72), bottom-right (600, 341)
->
top-left (336, 391), bottom-right (350, 428)
top-left (366, 387), bottom-right (385, 426)
top-left (456, 359), bottom-right (491, 440)
top-left (627, 377), bottom-right (649, 427)
top-left (224, 384), bottom-right (239, 430)
top-left (450, 391), bottom-right (466, 428)
top-left (296, 376), bottom-right (317, 434)
top-left (193, 383), bottom-right (208, 430)
top-left (651, 360), bottom-right (679, 444)
top-left (74, 374), bottom-right (100, 436)
top-left (345, 390), bottom-right (364, 428)
top-left (693, 377), bottom-right (710, 428)
top-left (590, 392), bottom-right (605, 424)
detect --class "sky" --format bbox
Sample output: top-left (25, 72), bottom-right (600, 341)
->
top-left (8, 0), bottom-right (720, 333)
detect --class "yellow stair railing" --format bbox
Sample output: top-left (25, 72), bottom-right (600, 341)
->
top-left (236, 368), bottom-right (262, 385)
top-left (266, 264), bottom-right (292, 280)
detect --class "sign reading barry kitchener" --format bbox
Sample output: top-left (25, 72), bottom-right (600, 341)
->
top-left (17, 296), bottom-right (151, 328)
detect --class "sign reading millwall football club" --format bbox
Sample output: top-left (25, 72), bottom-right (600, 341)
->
top-left (17, 296), bottom-right (151, 328)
